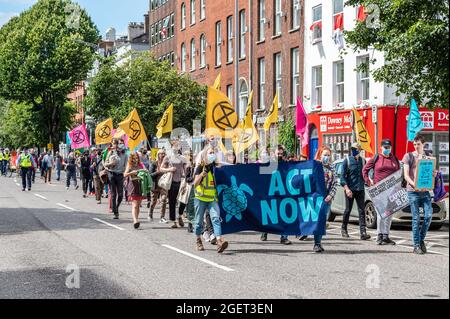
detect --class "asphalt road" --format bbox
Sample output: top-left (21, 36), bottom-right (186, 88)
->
top-left (0, 174), bottom-right (448, 299)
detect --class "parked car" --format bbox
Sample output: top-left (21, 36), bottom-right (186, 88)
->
top-left (328, 159), bottom-right (447, 230)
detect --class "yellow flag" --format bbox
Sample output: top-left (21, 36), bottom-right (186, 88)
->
top-left (156, 104), bottom-right (173, 138)
top-left (233, 91), bottom-right (259, 154)
top-left (352, 108), bottom-right (373, 154)
top-left (95, 118), bottom-right (113, 145)
top-left (119, 108), bottom-right (147, 151)
top-left (206, 86), bottom-right (239, 138)
top-left (213, 73), bottom-right (221, 90)
top-left (264, 93), bottom-right (279, 132)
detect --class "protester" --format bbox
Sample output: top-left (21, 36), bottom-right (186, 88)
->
top-left (104, 138), bottom-right (128, 219)
top-left (139, 147), bottom-right (151, 170)
top-left (403, 134), bottom-right (436, 254)
top-left (80, 151), bottom-right (92, 198)
top-left (16, 149), bottom-right (36, 191)
top-left (148, 149), bottom-right (169, 223)
top-left (55, 151), bottom-right (63, 181)
top-left (124, 153), bottom-right (148, 229)
top-left (91, 149), bottom-right (104, 204)
top-left (341, 143), bottom-right (371, 240)
top-left (64, 152), bottom-right (79, 190)
top-left (29, 148), bottom-right (38, 183)
top-left (178, 151), bottom-right (195, 233)
top-left (43, 151), bottom-right (54, 184)
top-left (193, 146), bottom-right (229, 253)
top-left (363, 139), bottom-right (401, 245)
top-left (167, 141), bottom-right (188, 229)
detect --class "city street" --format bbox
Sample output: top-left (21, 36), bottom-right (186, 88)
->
top-left (1, 175), bottom-right (448, 299)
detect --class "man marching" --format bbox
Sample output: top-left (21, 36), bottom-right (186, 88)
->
top-left (16, 148), bottom-right (36, 191)
top-left (362, 139), bottom-right (401, 245)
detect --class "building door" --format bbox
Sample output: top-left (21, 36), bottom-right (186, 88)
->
top-left (309, 125), bottom-right (319, 160)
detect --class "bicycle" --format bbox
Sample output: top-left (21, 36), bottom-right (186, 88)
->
top-left (5, 161), bottom-right (14, 178)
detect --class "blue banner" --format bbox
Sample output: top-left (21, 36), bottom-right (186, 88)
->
top-left (214, 161), bottom-right (329, 236)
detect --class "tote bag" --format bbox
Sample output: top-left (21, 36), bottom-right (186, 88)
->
top-left (158, 172), bottom-right (173, 190)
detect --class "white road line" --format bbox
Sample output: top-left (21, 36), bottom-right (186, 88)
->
top-left (15, 183), bottom-right (20, 187)
top-left (396, 240), bottom-right (407, 245)
top-left (162, 244), bottom-right (235, 272)
top-left (396, 244), bottom-right (449, 257)
top-left (426, 234), bottom-right (449, 239)
top-left (92, 218), bottom-right (125, 231)
top-left (56, 203), bottom-right (77, 211)
top-left (34, 194), bottom-right (48, 201)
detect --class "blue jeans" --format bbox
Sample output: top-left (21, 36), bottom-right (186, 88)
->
top-left (314, 206), bottom-right (331, 245)
top-left (194, 198), bottom-right (222, 237)
top-left (408, 191), bottom-right (433, 247)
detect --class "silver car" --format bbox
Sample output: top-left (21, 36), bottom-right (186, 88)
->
top-left (328, 159), bottom-right (447, 230)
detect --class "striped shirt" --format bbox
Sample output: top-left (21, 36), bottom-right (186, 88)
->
top-left (324, 164), bottom-right (338, 200)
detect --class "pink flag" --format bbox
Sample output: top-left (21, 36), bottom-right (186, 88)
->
top-left (69, 124), bottom-right (91, 149)
top-left (111, 128), bottom-right (129, 148)
top-left (295, 98), bottom-right (309, 148)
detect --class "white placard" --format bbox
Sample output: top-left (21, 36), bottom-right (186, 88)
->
top-left (440, 154), bottom-right (449, 163)
top-left (439, 142), bottom-right (449, 152)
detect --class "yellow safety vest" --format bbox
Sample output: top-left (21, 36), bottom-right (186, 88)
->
top-left (4, 153), bottom-right (10, 160)
top-left (195, 171), bottom-right (217, 202)
top-left (0, 153), bottom-right (3, 160)
top-left (20, 154), bottom-right (32, 168)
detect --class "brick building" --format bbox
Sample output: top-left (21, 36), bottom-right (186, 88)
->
top-left (149, 0), bottom-right (177, 66)
top-left (68, 82), bottom-right (86, 124)
top-left (175, 0), bottom-right (304, 131)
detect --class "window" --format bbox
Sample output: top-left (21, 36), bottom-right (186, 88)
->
top-left (311, 5), bottom-right (322, 42)
top-left (170, 52), bottom-right (175, 67)
top-left (274, 0), bottom-right (282, 35)
top-left (312, 65), bottom-right (322, 106)
top-left (170, 13), bottom-right (175, 37)
top-left (239, 10), bottom-right (246, 58)
top-left (226, 16), bottom-right (233, 63)
top-left (190, 38), bottom-right (196, 70)
top-left (274, 53), bottom-right (282, 108)
top-left (215, 21), bottom-right (222, 66)
top-left (292, 0), bottom-right (301, 29)
top-left (239, 80), bottom-right (249, 119)
top-left (258, 0), bottom-right (266, 41)
top-left (358, 55), bottom-right (370, 102)
top-left (158, 20), bottom-right (162, 43)
top-left (150, 25), bottom-right (155, 46)
top-left (181, 3), bottom-right (186, 29)
top-left (334, 60), bottom-right (344, 105)
top-left (291, 48), bottom-right (300, 104)
top-left (227, 85), bottom-right (233, 101)
top-left (258, 58), bottom-right (266, 110)
top-left (200, 34), bottom-right (206, 67)
top-left (190, 0), bottom-right (196, 25)
top-left (333, 0), bottom-right (344, 30)
top-left (181, 43), bottom-right (186, 72)
top-left (200, 0), bottom-right (206, 20)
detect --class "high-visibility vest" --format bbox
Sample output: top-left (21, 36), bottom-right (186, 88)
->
top-left (0, 153), bottom-right (3, 160)
top-left (19, 154), bottom-right (32, 168)
top-left (4, 153), bottom-right (10, 161)
top-left (195, 171), bottom-right (217, 202)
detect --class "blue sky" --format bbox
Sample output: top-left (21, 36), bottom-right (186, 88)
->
top-left (0, 0), bottom-right (149, 37)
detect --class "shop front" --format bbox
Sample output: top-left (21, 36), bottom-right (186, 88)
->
top-left (305, 106), bottom-right (449, 188)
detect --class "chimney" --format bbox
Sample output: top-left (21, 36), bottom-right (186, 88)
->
top-left (144, 14), bottom-right (149, 35)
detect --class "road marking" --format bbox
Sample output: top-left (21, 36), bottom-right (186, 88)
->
top-left (34, 194), bottom-right (48, 201)
top-left (162, 244), bottom-right (235, 272)
top-left (426, 234), bottom-right (449, 239)
top-left (92, 218), bottom-right (125, 231)
top-left (396, 244), bottom-right (449, 257)
top-left (396, 240), bottom-right (407, 245)
top-left (15, 183), bottom-right (20, 187)
top-left (56, 203), bottom-right (77, 211)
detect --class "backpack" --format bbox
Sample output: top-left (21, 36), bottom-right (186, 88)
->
top-left (369, 154), bottom-right (401, 182)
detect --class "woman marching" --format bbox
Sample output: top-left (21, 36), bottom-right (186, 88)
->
top-left (124, 153), bottom-right (149, 229)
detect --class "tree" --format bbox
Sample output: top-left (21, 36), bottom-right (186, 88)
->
top-left (84, 52), bottom-right (207, 137)
top-left (344, 0), bottom-right (449, 108)
top-left (0, 0), bottom-right (99, 148)
top-left (279, 117), bottom-right (296, 156)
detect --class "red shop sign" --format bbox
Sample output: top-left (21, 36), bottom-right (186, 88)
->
top-left (319, 112), bottom-right (353, 133)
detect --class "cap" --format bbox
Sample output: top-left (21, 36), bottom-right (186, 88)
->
top-left (351, 142), bottom-right (361, 149)
top-left (381, 139), bottom-right (392, 147)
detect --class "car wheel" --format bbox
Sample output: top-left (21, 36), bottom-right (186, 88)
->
top-left (327, 211), bottom-right (337, 222)
top-left (365, 202), bottom-right (377, 229)
top-left (428, 223), bottom-right (443, 231)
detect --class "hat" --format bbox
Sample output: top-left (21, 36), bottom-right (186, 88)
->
top-left (381, 139), bottom-right (392, 147)
top-left (351, 142), bottom-right (361, 149)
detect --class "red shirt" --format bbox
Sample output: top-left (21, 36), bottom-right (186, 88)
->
top-left (362, 154), bottom-right (401, 185)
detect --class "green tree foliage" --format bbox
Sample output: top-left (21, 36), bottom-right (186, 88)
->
top-left (344, 0), bottom-right (449, 108)
top-left (279, 117), bottom-right (296, 156)
top-left (0, 0), bottom-right (99, 148)
top-left (84, 53), bottom-right (207, 136)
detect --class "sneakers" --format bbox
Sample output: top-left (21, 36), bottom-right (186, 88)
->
top-left (202, 231), bottom-right (211, 242)
top-left (28, 188), bottom-right (31, 191)
top-left (113, 214), bottom-right (119, 220)
top-left (360, 233), bottom-right (371, 240)
top-left (22, 188), bottom-right (25, 191)
top-left (298, 235), bottom-right (308, 241)
top-left (280, 238), bottom-right (292, 245)
top-left (376, 234), bottom-right (383, 245)
top-left (75, 185), bottom-right (79, 190)
top-left (260, 233), bottom-right (268, 241)
top-left (210, 234), bottom-right (217, 245)
top-left (171, 222), bottom-right (178, 229)
top-left (187, 223), bottom-right (193, 233)
top-left (159, 217), bottom-right (168, 224)
top-left (420, 241), bottom-right (427, 253)
top-left (178, 217), bottom-right (185, 228)
top-left (66, 187), bottom-right (69, 190)
top-left (83, 194), bottom-right (87, 198)
top-left (341, 229), bottom-right (350, 238)
top-left (383, 236), bottom-right (396, 245)
top-left (217, 238), bottom-right (229, 253)
top-left (413, 246), bottom-right (425, 255)
top-left (97, 200), bottom-right (101, 205)
top-left (148, 212), bottom-right (153, 221)
top-left (133, 222), bottom-right (140, 229)
top-left (313, 244), bottom-right (325, 253)
top-left (196, 238), bottom-right (205, 251)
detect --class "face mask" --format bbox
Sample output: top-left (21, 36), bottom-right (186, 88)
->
top-left (382, 148), bottom-right (391, 156)
top-left (351, 149), bottom-right (360, 157)
top-left (207, 154), bottom-right (216, 163)
top-left (322, 155), bottom-right (330, 164)
top-left (209, 140), bottom-right (218, 148)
